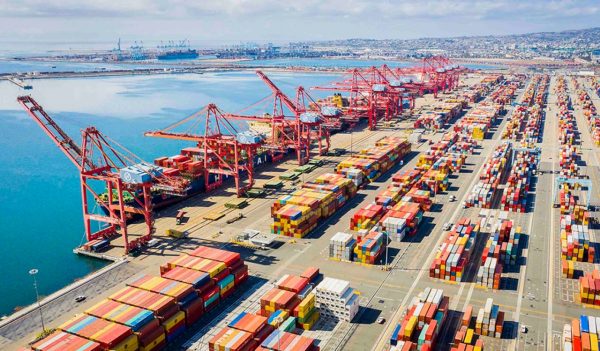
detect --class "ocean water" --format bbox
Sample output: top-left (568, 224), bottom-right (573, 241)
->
top-left (0, 70), bottom-right (340, 316)
top-left (0, 59), bottom-right (219, 74)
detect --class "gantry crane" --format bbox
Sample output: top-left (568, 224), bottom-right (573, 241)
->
top-left (384, 56), bottom-right (461, 98)
top-left (379, 64), bottom-right (416, 110)
top-left (420, 56), bottom-right (461, 94)
top-left (255, 71), bottom-right (329, 157)
top-left (145, 104), bottom-right (263, 197)
top-left (18, 96), bottom-right (190, 254)
top-left (225, 71), bottom-right (328, 165)
top-left (313, 68), bottom-right (389, 130)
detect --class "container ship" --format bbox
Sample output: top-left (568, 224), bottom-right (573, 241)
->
top-left (157, 49), bottom-right (199, 60)
top-left (156, 40), bottom-right (199, 60)
top-left (100, 145), bottom-right (277, 212)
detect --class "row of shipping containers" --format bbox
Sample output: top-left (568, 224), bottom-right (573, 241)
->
top-left (499, 148), bottom-right (539, 213)
top-left (360, 132), bottom-right (476, 264)
top-left (270, 136), bottom-right (410, 239)
top-left (353, 80), bottom-right (510, 267)
top-left (429, 218), bottom-right (478, 282)
top-left (575, 80), bottom-right (600, 146)
top-left (30, 246), bottom-right (248, 351)
top-left (464, 141), bottom-right (512, 209)
top-left (451, 300), bottom-right (505, 350)
top-left (414, 97), bottom-right (466, 130)
top-left (563, 315), bottom-right (600, 351)
top-left (488, 77), bottom-right (522, 105)
top-left (335, 137), bottom-right (412, 185)
top-left (555, 76), bottom-right (600, 310)
top-left (454, 103), bottom-right (500, 141)
top-left (454, 74), bottom-right (518, 139)
top-left (270, 173), bottom-right (357, 238)
top-left (555, 76), bottom-right (596, 268)
top-left (378, 132), bottom-right (474, 244)
top-left (502, 74), bottom-right (548, 141)
top-left (208, 269), bottom-right (360, 351)
top-left (474, 76), bottom-right (547, 213)
top-left (451, 305), bottom-right (485, 351)
top-left (476, 219), bottom-right (522, 289)
top-left (450, 298), bottom-right (504, 351)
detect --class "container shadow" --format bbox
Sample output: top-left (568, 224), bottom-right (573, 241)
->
top-left (502, 320), bottom-right (519, 340)
top-left (436, 309), bottom-right (463, 351)
top-left (500, 277), bottom-right (518, 291)
top-left (429, 203), bottom-right (444, 213)
top-left (142, 237), bottom-right (235, 258)
top-left (352, 306), bottom-right (381, 325)
top-left (403, 215), bottom-right (436, 244)
top-left (446, 185), bottom-right (460, 192)
top-left (376, 247), bottom-right (401, 265)
top-left (311, 315), bottom-right (338, 332)
top-left (305, 193), bottom-right (367, 240)
top-left (461, 231), bottom-right (490, 283)
top-left (221, 244), bottom-right (281, 267)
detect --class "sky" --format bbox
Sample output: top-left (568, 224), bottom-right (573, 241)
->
top-left (0, 0), bottom-right (598, 47)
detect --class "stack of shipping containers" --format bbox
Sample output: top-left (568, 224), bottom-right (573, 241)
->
top-left (476, 219), bottom-right (521, 289)
top-left (429, 218), bottom-right (478, 282)
top-left (389, 288), bottom-right (450, 350)
top-left (579, 269), bottom-right (600, 306)
top-left (30, 246), bottom-right (249, 351)
top-left (563, 315), bottom-right (600, 351)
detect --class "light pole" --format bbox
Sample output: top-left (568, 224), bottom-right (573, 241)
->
top-left (29, 268), bottom-right (46, 333)
top-left (383, 231), bottom-right (389, 271)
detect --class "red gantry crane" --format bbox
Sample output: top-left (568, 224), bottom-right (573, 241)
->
top-left (379, 64), bottom-right (417, 110)
top-left (226, 70), bottom-right (329, 165)
top-left (313, 68), bottom-right (389, 130)
top-left (314, 67), bottom-right (414, 130)
top-left (18, 96), bottom-right (190, 254)
top-left (255, 70), bottom-right (329, 161)
top-left (145, 104), bottom-right (263, 197)
top-left (383, 56), bottom-right (461, 98)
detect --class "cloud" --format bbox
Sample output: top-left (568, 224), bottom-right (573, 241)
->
top-left (0, 0), bottom-right (598, 20)
top-left (0, 0), bottom-right (597, 43)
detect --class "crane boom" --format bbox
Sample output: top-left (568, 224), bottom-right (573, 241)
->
top-left (256, 70), bottom-right (299, 115)
top-left (17, 95), bottom-right (88, 169)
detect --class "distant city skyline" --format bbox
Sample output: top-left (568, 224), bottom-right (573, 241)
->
top-left (0, 0), bottom-right (598, 45)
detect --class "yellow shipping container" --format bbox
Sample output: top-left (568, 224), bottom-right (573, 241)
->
top-left (299, 310), bottom-right (320, 330)
top-left (110, 334), bottom-right (138, 351)
top-left (139, 331), bottom-right (165, 351)
top-left (163, 311), bottom-right (185, 332)
top-left (297, 294), bottom-right (315, 318)
top-left (404, 316), bottom-right (417, 338)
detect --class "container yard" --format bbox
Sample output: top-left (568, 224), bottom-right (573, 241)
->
top-left (4, 61), bottom-right (600, 351)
